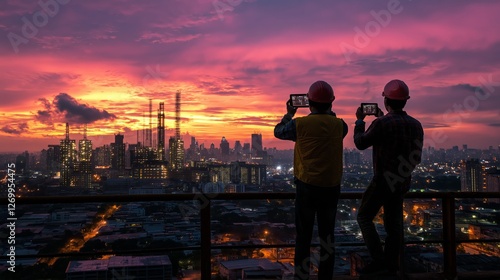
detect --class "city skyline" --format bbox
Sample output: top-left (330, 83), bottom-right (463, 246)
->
top-left (1, 1), bottom-right (500, 153)
top-left (0, 119), bottom-right (500, 154)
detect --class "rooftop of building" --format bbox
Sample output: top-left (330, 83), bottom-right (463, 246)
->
top-left (66, 255), bottom-right (171, 273)
top-left (220, 258), bottom-right (284, 271)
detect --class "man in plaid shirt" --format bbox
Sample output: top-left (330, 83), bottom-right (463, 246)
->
top-left (354, 79), bottom-right (424, 277)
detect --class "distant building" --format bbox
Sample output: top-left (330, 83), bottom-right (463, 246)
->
top-left (243, 143), bottom-right (251, 155)
top-left (196, 161), bottom-right (267, 185)
top-left (77, 129), bottom-right (92, 188)
top-left (219, 258), bottom-right (287, 280)
top-left (169, 136), bottom-right (184, 171)
top-left (251, 133), bottom-right (268, 164)
top-left (66, 255), bottom-right (172, 280)
top-left (251, 133), bottom-right (263, 157)
top-left (15, 151), bottom-right (28, 174)
top-left (220, 136), bottom-right (230, 156)
top-left (47, 144), bottom-right (61, 172)
top-left (39, 149), bottom-right (48, 170)
top-left (93, 145), bottom-right (112, 167)
top-left (157, 102), bottom-right (166, 161)
top-left (186, 136), bottom-right (200, 161)
top-left (461, 159), bottom-right (484, 192)
top-left (230, 161), bottom-right (266, 185)
top-left (111, 133), bottom-right (125, 170)
top-left (225, 183), bottom-right (245, 193)
top-left (132, 160), bottom-right (168, 179)
top-left (234, 140), bottom-right (242, 154)
top-left (344, 149), bottom-right (362, 166)
top-left (486, 168), bottom-right (500, 203)
top-left (60, 123), bottom-right (76, 187)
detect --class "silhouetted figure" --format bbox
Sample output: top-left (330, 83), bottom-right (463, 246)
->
top-left (275, 81), bottom-right (348, 280)
top-left (354, 79), bottom-right (424, 277)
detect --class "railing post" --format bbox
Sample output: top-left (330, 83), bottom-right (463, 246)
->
top-left (201, 197), bottom-right (212, 280)
top-left (442, 194), bottom-right (457, 280)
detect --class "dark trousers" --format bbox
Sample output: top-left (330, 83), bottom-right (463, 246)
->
top-left (357, 178), bottom-right (404, 271)
top-left (294, 180), bottom-right (341, 280)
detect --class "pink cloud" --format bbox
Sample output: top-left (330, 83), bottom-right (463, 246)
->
top-left (0, 0), bottom-right (499, 152)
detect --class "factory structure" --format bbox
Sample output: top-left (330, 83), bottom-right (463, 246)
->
top-left (52, 91), bottom-right (184, 186)
top-left (130, 91), bottom-right (184, 180)
top-left (47, 90), bottom-right (266, 189)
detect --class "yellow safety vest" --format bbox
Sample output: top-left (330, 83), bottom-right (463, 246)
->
top-left (294, 114), bottom-right (344, 187)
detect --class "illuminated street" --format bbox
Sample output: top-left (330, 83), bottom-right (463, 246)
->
top-left (39, 204), bottom-right (120, 266)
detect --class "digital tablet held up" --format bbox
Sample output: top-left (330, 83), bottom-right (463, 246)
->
top-left (361, 103), bottom-right (378, 115)
top-left (290, 94), bottom-right (309, 108)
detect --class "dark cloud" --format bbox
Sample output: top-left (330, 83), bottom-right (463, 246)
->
top-left (409, 83), bottom-right (500, 114)
top-left (54, 93), bottom-right (116, 124)
top-left (35, 109), bottom-right (52, 124)
top-left (35, 93), bottom-right (116, 125)
top-left (489, 123), bottom-right (500, 127)
top-left (38, 98), bottom-right (51, 110)
top-left (1, 123), bottom-right (29, 135)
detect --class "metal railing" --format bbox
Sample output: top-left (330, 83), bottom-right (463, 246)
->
top-left (2, 192), bottom-right (500, 280)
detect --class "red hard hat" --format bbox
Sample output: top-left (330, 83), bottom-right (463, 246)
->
top-left (307, 81), bottom-right (334, 103)
top-left (382, 79), bottom-right (410, 100)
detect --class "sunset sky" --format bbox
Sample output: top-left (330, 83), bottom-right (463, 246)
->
top-left (1, 0), bottom-right (499, 153)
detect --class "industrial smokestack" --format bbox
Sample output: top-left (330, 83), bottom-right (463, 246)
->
top-left (175, 90), bottom-right (180, 140)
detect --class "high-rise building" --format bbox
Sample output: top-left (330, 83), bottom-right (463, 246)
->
top-left (132, 160), bottom-right (169, 179)
top-left (229, 161), bottom-right (266, 185)
top-left (111, 133), bottom-right (125, 170)
top-left (77, 125), bottom-right (92, 188)
top-left (242, 143), bottom-right (250, 155)
top-left (47, 144), bottom-right (61, 172)
top-left (486, 168), bottom-right (500, 203)
top-left (15, 151), bottom-right (28, 174)
top-left (186, 136), bottom-right (200, 161)
top-left (251, 133), bottom-right (263, 156)
top-left (39, 149), bottom-right (48, 170)
top-left (190, 136), bottom-right (197, 151)
top-left (93, 145), bottom-right (112, 167)
top-left (460, 159), bottom-right (483, 192)
top-left (157, 102), bottom-right (165, 161)
top-left (60, 123), bottom-right (76, 187)
top-left (220, 136), bottom-right (230, 156)
top-left (169, 137), bottom-right (184, 171)
top-left (234, 141), bottom-right (242, 154)
top-left (169, 91), bottom-right (184, 171)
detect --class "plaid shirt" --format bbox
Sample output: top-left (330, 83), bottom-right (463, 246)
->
top-left (354, 111), bottom-right (424, 191)
top-left (274, 112), bottom-right (348, 141)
